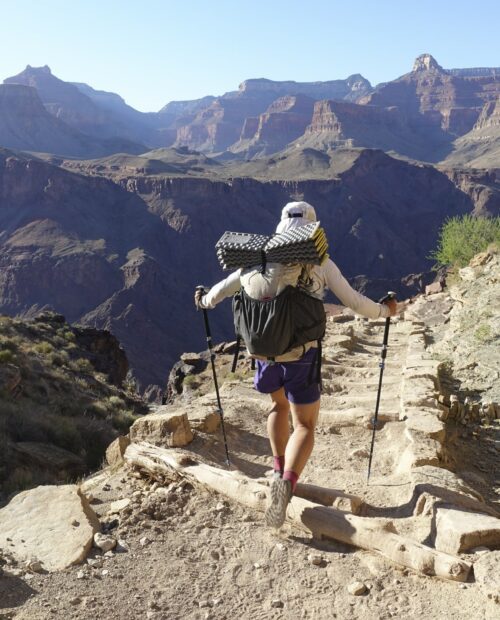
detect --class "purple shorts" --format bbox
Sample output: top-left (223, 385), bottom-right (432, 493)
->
top-left (254, 347), bottom-right (320, 405)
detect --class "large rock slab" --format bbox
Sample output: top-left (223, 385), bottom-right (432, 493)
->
top-left (130, 408), bottom-right (193, 447)
top-left (473, 550), bottom-right (500, 603)
top-left (410, 466), bottom-right (499, 517)
top-left (0, 484), bottom-right (100, 572)
top-left (435, 507), bottom-right (500, 554)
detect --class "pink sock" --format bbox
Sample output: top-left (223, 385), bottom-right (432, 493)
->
top-left (273, 455), bottom-right (285, 474)
top-left (283, 470), bottom-right (299, 493)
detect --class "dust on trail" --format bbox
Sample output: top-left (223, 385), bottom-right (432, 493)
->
top-left (2, 312), bottom-right (499, 620)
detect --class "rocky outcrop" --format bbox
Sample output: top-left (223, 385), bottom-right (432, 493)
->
top-left (0, 84), bottom-right (93, 156)
top-left (0, 82), bottom-right (144, 157)
top-left (427, 248), bottom-right (500, 404)
top-left (232, 95), bottom-right (315, 157)
top-left (473, 96), bottom-right (500, 130)
top-left (4, 65), bottom-right (147, 148)
top-left (300, 99), bottom-right (448, 160)
top-left (443, 169), bottom-right (500, 217)
top-left (361, 54), bottom-right (500, 137)
top-left (237, 75), bottom-right (372, 101)
top-left (174, 76), bottom-right (372, 153)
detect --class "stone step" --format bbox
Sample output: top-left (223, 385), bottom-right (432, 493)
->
top-left (321, 394), bottom-right (401, 410)
top-left (319, 407), bottom-right (400, 427)
top-left (323, 376), bottom-right (402, 388)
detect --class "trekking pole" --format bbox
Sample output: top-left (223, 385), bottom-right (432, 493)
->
top-left (367, 291), bottom-right (396, 484)
top-left (196, 286), bottom-right (231, 466)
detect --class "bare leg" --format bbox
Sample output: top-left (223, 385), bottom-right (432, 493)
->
top-left (284, 399), bottom-right (320, 476)
top-left (267, 388), bottom-right (291, 457)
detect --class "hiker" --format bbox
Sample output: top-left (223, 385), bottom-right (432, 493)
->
top-left (194, 201), bottom-right (398, 528)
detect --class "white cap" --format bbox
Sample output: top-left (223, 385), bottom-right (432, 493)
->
top-left (276, 201), bottom-right (317, 234)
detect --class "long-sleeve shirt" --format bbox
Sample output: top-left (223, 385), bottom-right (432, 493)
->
top-left (200, 258), bottom-right (389, 319)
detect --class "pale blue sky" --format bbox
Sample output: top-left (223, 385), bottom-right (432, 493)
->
top-left (1, 0), bottom-right (498, 112)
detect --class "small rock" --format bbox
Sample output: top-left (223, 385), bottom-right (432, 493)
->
top-left (26, 559), bottom-right (43, 573)
top-left (115, 538), bottom-right (130, 553)
top-left (271, 599), bottom-right (284, 608)
top-left (140, 537), bottom-right (151, 547)
top-left (350, 448), bottom-right (369, 459)
top-left (109, 498), bottom-right (131, 514)
top-left (199, 600), bottom-right (210, 608)
top-left (307, 553), bottom-right (324, 566)
top-left (93, 532), bottom-right (116, 552)
top-left (348, 581), bottom-right (367, 596)
top-left (77, 570), bottom-right (86, 579)
top-left (101, 569), bottom-right (109, 576)
top-left (104, 551), bottom-right (114, 558)
top-left (276, 543), bottom-right (286, 551)
top-left (69, 597), bottom-right (82, 605)
top-left (87, 558), bottom-right (104, 568)
top-left (215, 502), bottom-right (226, 512)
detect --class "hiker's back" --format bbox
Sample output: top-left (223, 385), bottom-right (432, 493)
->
top-left (239, 263), bottom-right (303, 301)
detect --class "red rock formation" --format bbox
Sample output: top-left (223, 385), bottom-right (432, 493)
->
top-left (361, 54), bottom-right (500, 136)
top-left (474, 96), bottom-right (500, 129)
top-left (232, 95), bottom-right (315, 156)
top-left (300, 99), bottom-right (447, 161)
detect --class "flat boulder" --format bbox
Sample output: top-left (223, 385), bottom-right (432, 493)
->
top-left (130, 408), bottom-right (193, 447)
top-left (0, 484), bottom-right (100, 572)
top-left (435, 507), bottom-right (500, 554)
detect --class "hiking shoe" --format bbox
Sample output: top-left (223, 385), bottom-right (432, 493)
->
top-left (265, 479), bottom-right (292, 528)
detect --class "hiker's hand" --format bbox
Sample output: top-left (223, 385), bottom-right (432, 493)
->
top-left (194, 288), bottom-right (205, 309)
top-left (382, 298), bottom-right (398, 316)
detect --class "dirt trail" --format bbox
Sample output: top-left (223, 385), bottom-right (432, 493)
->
top-left (2, 311), bottom-right (499, 620)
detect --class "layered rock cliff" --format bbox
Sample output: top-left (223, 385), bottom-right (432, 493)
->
top-left (361, 54), bottom-right (500, 136)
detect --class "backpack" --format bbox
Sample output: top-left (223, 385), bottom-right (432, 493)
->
top-left (232, 263), bottom-right (326, 360)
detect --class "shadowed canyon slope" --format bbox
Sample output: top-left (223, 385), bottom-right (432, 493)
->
top-left (0, 147), bottom-right (484, 393)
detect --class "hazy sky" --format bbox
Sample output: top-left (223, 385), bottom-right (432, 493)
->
top-left (1, 0), bottom-right (499, 112)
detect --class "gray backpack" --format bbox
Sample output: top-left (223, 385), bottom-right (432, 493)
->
top-left (232, 263), bottom-right (326, 360)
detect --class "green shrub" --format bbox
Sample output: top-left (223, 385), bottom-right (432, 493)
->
top-left (112, 410), bottom-right (138, 433)
top-left (431, 215), bottom-right (500, 269)
top-left (0, 338), bottom-right (18, 352)
top-left (108, 395), bottom-right (125, 409)
top-left (0, 350), bottom-right (16, 364)
top-left (72, 358), bottom-right (94, 373)
top-left (50, 351), bottom-right (69, 367)
top-left (33, 342), bottom-right (54, 356)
